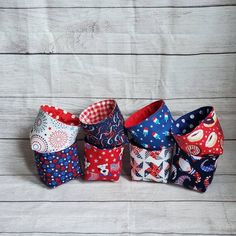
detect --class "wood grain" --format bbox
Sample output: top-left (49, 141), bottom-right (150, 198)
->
top-left (0, 55), bottom-right (235, 99)
top-left (1, 0), bottom-right (236, 8)
top-left (0, 202), bottom-right (235, 234)
top-left (0, 140), bottom-right (234, 176)
top-left (0, 175), bottom-right (235, 202)
top-left (0, 7), bottom-right (235, 54)
top-left (0, 97), bottom-right (234, 139)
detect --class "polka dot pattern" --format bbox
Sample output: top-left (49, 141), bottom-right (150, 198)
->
top-left (34, 142), bottom-right (82, 188)
top-left (171, 107), bottom-right (224, 156)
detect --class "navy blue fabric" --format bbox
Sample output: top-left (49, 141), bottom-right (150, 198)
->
top-left (126, 101), bottom-right (175, 150)
top-left (171, 106), bottom-right (213, 135)
top-left (81, 104), bottom-right (128, 149)
top-left (169, 146), bottom-right (219, 192)
top-left (34, 142), bottom-right (82, 188)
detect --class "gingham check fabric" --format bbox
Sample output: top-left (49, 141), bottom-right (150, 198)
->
top-left (80, 100), bottom-right (116, 124)
top-left (79, 99), bottom-right (128, 148)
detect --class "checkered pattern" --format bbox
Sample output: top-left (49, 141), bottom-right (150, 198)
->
top-left (80, 100), bottom-right (116, 124)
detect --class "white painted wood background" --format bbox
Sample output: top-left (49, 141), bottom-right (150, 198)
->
top-left (0, 0), bottom-right (236, 235)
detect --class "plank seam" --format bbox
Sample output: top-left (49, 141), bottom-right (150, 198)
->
top-left (0, 4), bottom-right (236, 9)
top-left (0, 96), bottom-right (235, 100)
top-left (0, 200), bottom-right (235, 203)
top-left (0, 233), bottom-right (234, 235)
top-left (1, 52), bottom-right (236, 56)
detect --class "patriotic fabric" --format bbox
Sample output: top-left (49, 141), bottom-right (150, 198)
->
top-left (171, 106), bottom-right (224, 157)
top-left (125, 100), bottom-right (175, 150)
top-left (130, 142), bottom-right (173, 183)
top-left (79, 100), bottom-right (128, 149)
top-left (34, 142), bottom-right (82, 188)
top-left (30, 105), bottom-right (80, 153)
top-left (83, 141), bottom-right (124, 181)
top-left (169, 146), bottom-right (219, 192)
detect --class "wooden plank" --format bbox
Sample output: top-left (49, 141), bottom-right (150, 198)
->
top-left (0, 55), bottom-right (235, 99)
top-left (0, 140), bottom-right (234, 176)
top-left (0, 175), bottom-right (235, 202)
top-left (0, 97), bottom-right (235, 139)
top-left (0, 8), bottom-right (235, 54)
top-left (0, 234), bottom-right (232, 236)
top-left (0, 202), bottom-right (235, 234)
top-left (0, 0), bottom-right (236, 8)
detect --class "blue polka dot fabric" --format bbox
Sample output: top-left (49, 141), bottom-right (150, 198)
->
top-left (34, 142), bottom-right (83, 188)
top-left (125, 100), bottom-right (175, 150)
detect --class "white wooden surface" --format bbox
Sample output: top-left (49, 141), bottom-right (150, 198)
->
top-left (0, 0), bottom-right (236, 235)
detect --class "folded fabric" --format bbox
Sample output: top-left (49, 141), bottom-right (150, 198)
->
top-left (30, 105), bottom-right (80, 153)
top-left (169, 146), bottom-right (219, 192)
top-left (171, 106), bottom-right (224, 156)
top-left (125, 100), bottom-right (175, 150)
top-left (130, 142), bottom-right (173, 183)
top-left (34, 142), bottom-right (82, 188)
top-left (83, 141), bottom-right (124, 181)
top-left (79, 99), bottom-right (128, 149)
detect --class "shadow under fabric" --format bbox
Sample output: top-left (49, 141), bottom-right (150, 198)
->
top-left (170, 106), bottom-right (224, 192)
top-left (30, 105), bottom-right (83, 188)
top-left (125, 100), bottom-right (175, 183)
top-left (79, 99), bottom-right (127, 181)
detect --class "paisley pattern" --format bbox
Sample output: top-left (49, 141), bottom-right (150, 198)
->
top-left (34, 142), bottom-right (82, 188)
top-left (125, 100), bottom-right (175, 150)
top-left (130, 143), bottom-right (173, 183)
top-left (30, 105), bottom-right (80, 153)
top-left (171, 107), bottom-right (224, 156)
top-left (169, 146), bottom-right (219, 192)
top-left (79, 100), bottom-right (128, 149)
top-left (83, 141), bottom-right (124, 181)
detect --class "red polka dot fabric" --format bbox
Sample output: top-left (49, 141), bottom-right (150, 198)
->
top-left (41, 105), bottom-right (80, 126)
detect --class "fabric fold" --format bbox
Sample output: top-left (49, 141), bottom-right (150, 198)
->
top-left (30, 105), bottom-right (80, 153)
top-left (79, 99), bottom-right (128, 149)
top-left (171, 106), bottom-right (224, 156)
top-left (125, 100), bottom-right (175, 150)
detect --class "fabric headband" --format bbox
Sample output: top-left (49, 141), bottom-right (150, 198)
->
top-left (171, 106), bottom-right (224, 157)
top-left (125, 100), bottom-right (175, 150)
top-left (30, 105), bottom-right (80, 153)
top-left (79, 99), bottom-right (128, 149)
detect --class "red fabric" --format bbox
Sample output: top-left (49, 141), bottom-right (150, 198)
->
top-left (125, 100), bottom-right (164, 128)
top-left (84, 142), bottom-right (124, 181)
top-left (41, 105), bottom-right (80, 126)
top-left (79, 100), bottom-right (116, 124)
top-left (173, 110), bottom-right (224, 156)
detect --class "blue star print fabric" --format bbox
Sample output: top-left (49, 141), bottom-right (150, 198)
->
top-left (125, 100), bottom-right (175, 150)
